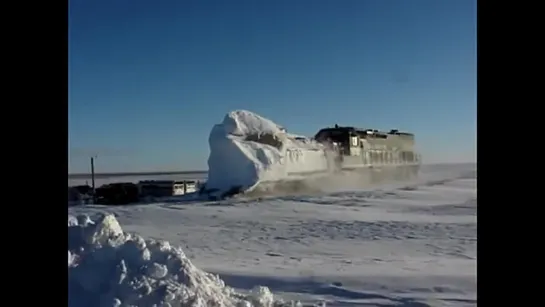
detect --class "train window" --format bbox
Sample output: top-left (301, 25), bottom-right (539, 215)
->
top-left (321, 130), bottom-right (347, 144)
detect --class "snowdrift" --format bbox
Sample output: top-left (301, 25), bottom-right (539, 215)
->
top-left (206, 110), bottom-right (335, 197)
top-left (68, 214), bottom-right (291, 307)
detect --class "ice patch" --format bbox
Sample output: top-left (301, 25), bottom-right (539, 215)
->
top-left (205, 110), bottom-right (335, 198)
top-left (68, 213), bottom-right (294, 307)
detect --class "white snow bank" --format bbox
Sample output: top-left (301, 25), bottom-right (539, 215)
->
top-left (206, 110), bottom-right (334, 197)
top-left (68, 213), bottom-right (296, 307)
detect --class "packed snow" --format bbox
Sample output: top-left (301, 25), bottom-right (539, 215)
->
top-left (206, 110), bottom-right (334, 197)
top-left (70, 163), bottom-right (477, 306)
top-left (68, 214), bottom-right (296, 307)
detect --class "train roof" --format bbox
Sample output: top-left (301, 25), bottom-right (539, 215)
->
top-left (315, 126), bottom-right (414, 138)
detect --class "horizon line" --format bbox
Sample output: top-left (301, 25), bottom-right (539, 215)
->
top-left (68, 170), bottom-right (207, 179)
top-left (68, 162), bottom-right (476, 179)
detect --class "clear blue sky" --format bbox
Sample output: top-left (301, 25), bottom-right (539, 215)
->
top-left (69, 0), bottom-right (476, 174)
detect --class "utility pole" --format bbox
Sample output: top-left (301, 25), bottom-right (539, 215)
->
top-left (91, 156), bottom-right (96, 203)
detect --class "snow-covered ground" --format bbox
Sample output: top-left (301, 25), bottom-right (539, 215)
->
top-left (69, 163), bottom-right (476, 307)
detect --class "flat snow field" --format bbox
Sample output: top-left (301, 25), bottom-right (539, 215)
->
top-left (69, 163), bottom-right (477, 307)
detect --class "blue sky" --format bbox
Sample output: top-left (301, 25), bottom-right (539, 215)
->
top-left (69, 0), bottom-right (476, 173)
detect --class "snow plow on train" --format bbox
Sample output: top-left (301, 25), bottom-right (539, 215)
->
top-left (199, 110), bottom-right (421, 200)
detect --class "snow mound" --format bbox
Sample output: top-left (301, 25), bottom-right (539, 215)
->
top-left (68, 214), bottom-right (294, 307)
top-left (206, 110), bottom-right (335, 197)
